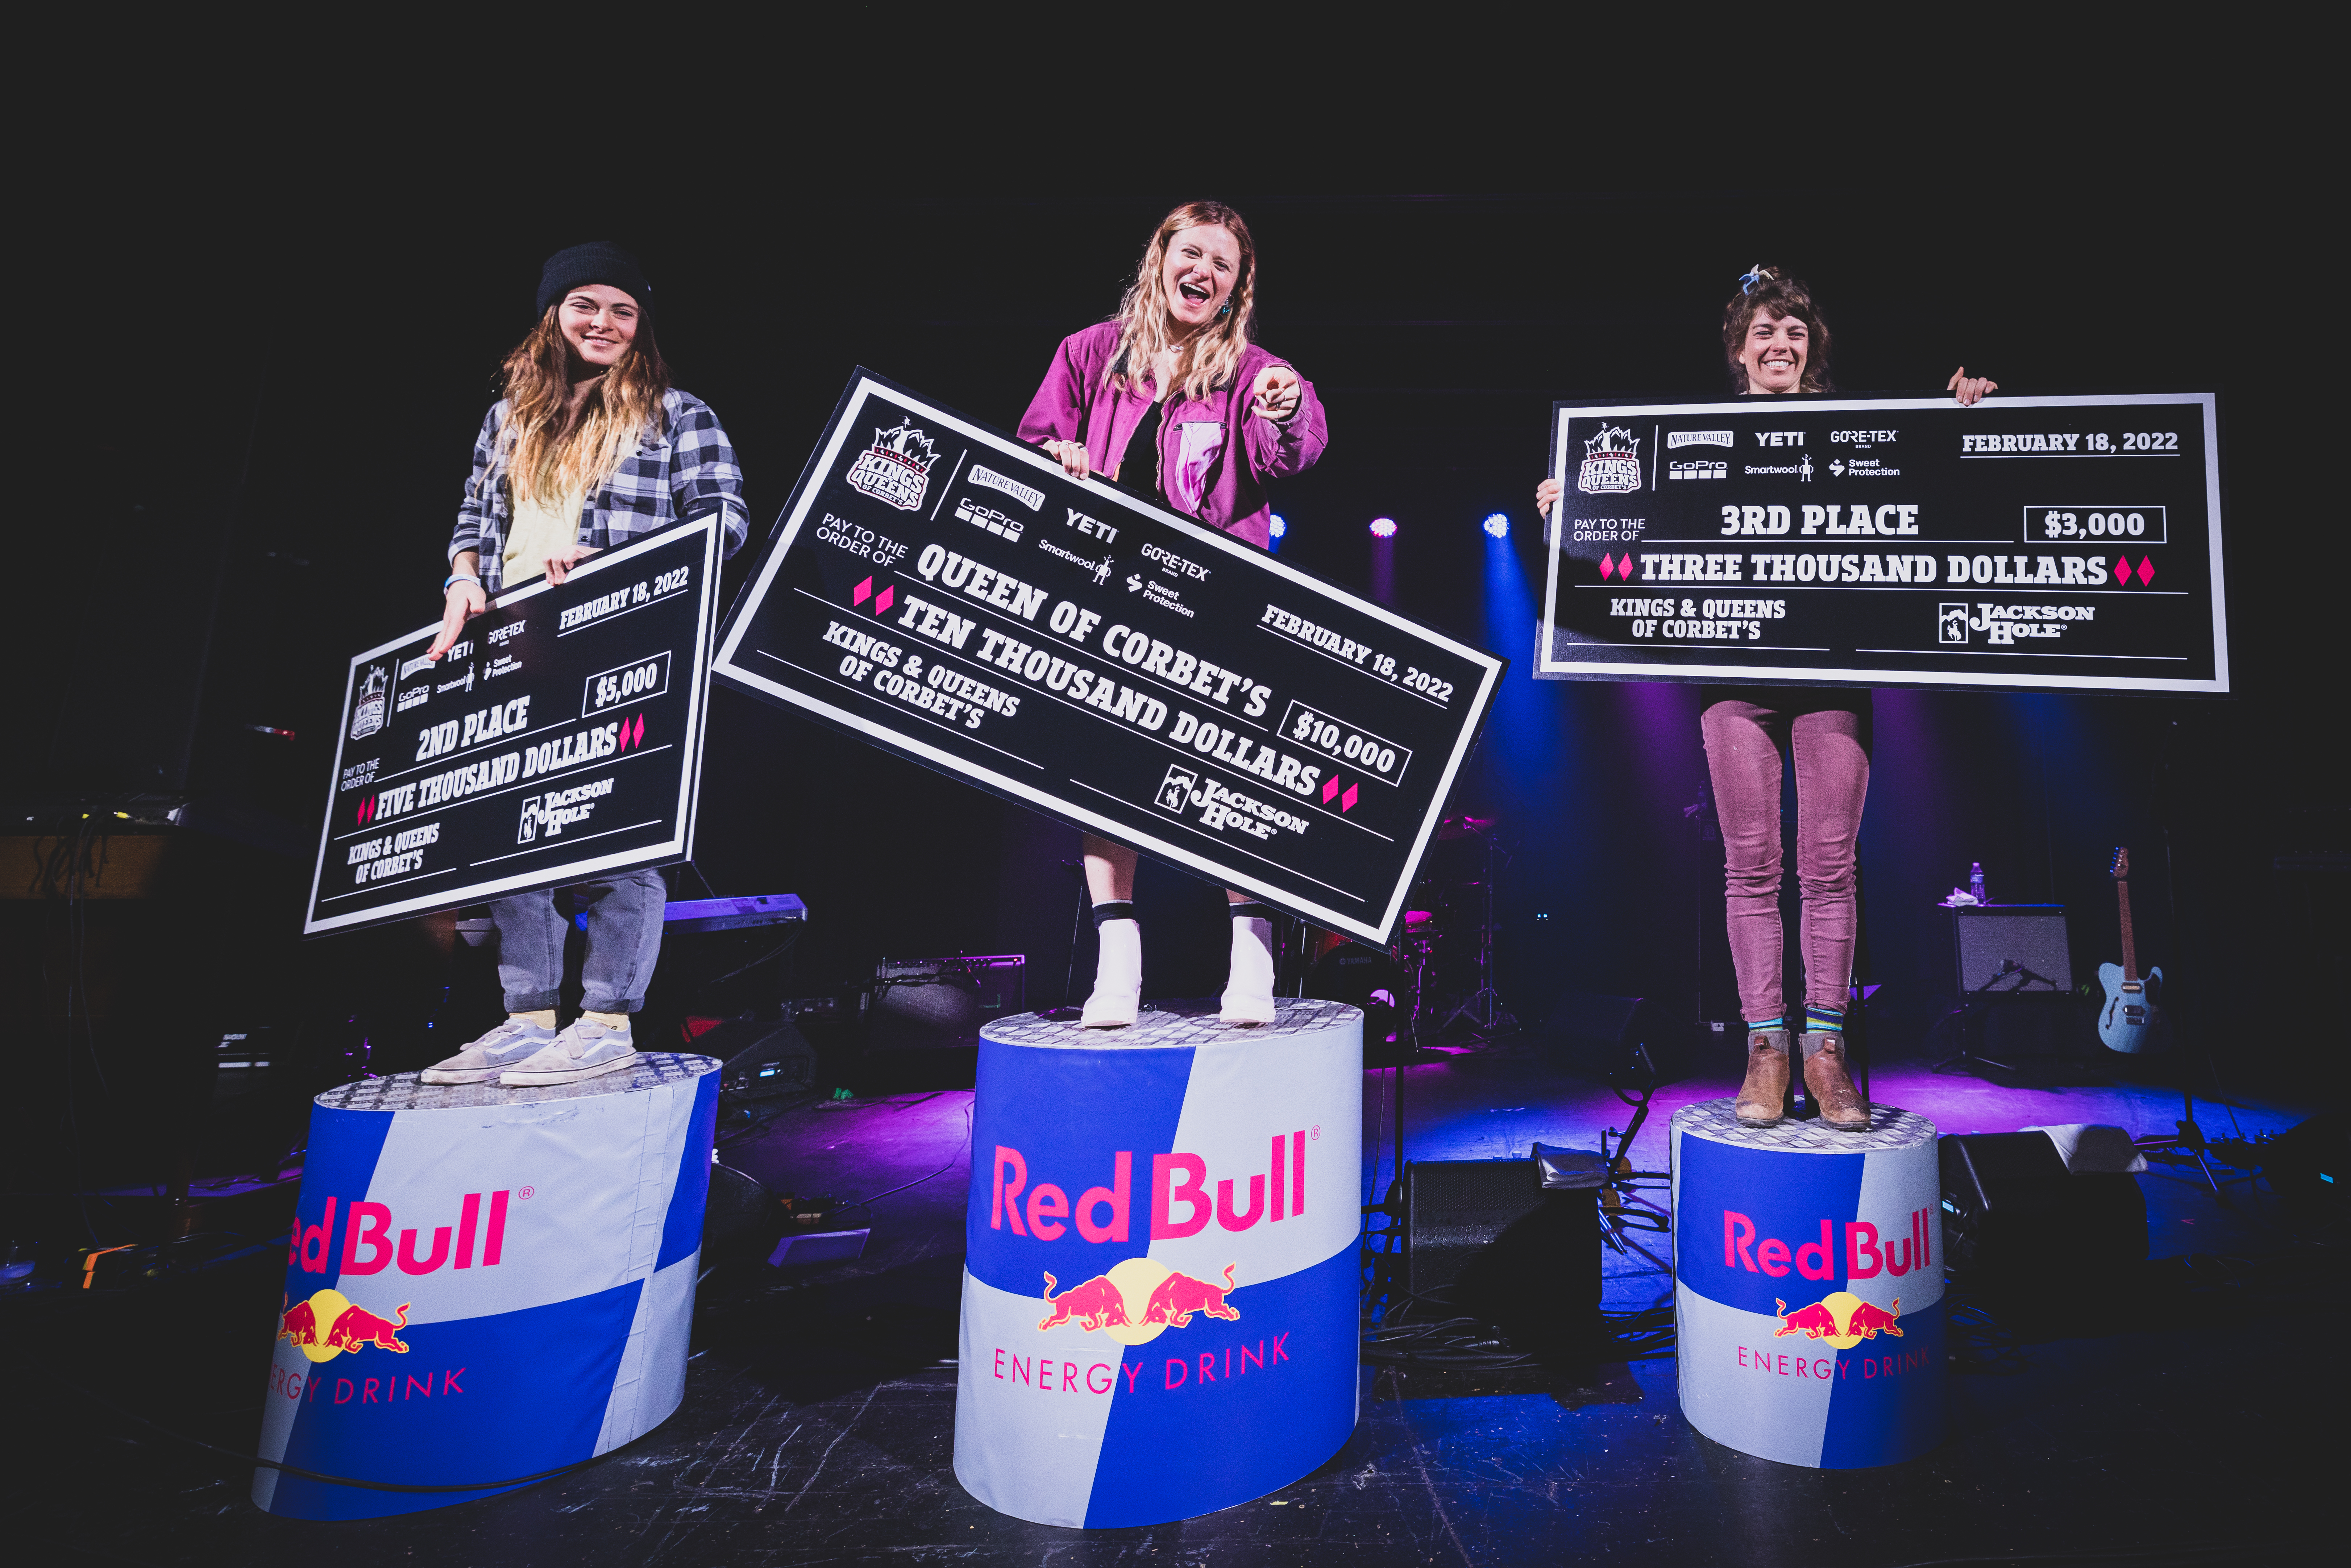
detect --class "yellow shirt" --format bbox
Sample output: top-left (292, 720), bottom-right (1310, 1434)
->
top-left (503, 482), bottom-right (587, 587)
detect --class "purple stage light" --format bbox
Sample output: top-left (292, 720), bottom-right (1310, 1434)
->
top-left (1368, 517), bottom-right (1398, 539)
top-left (1483, 512), bottom-right (1509, 539)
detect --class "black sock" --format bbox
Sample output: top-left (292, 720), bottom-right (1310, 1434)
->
top-left (1228, 902), bottom-right (1276, 920)
top-left (1092, 901), bottom-right (1136, 927)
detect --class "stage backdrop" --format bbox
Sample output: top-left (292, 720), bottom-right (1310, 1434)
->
top-left (713, 370), bottom-right (1504, 946)
top-left (1537, 394), bottom-right (2227, 694)
top-left (303, 517), bottom-right (723, 935)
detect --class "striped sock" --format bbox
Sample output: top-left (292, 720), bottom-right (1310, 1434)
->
top-left (1805, 1006), bottom-right (1845, 1033)
top-left (1745, 1016), bottom-right (1786, 1035)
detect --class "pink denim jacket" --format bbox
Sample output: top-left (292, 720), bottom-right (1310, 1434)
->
top-left (1016, 321), bottom-right (1328, 548)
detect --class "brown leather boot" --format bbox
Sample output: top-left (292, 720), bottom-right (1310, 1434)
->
top-left (1800, 1032), bottom-right (1869, 1130)
top-left (1734, 1030), bottom-right (1791, 1126)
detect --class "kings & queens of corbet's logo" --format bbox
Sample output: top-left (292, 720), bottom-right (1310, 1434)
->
top-left (350, 665), bottom-right (388, 740)
top-left (846, 422), bottom-right (941, 512)
top-left (1577, 425), bottom-right (1644, 495)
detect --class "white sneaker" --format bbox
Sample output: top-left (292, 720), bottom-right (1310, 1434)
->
top-left (421, 1016), bottom-right (557, 1084)
top-left (1080, 918), bottom-right (1142, 1028)
top-left (1219, 912), bottom-right (1277, 1025)
top-left (498, 1018), bottom-right (640, 1086)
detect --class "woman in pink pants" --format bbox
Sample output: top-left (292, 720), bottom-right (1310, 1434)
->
top-left (1539, 266), bottom-right (1995, 1129)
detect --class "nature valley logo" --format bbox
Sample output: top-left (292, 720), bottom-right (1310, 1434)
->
top-left (846, 423), bottom-right (941, 511)
top-left (1037, 1259), bottom-right (1238, 1344)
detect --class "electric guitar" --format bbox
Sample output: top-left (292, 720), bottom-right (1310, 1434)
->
top-left (2097, 847), bottom-right (2165, 1054)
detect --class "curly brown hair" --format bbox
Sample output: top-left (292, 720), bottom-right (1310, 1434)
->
top-left (1722, 267), bottom-right (1833, 394)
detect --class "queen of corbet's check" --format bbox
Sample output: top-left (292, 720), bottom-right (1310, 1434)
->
top-left (714, 370), bottom-right (1504, 945)
top-left (1540, 392), bottom-right (2226, 695)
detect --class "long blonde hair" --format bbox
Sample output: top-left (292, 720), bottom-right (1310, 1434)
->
top-left (494, 305), bottom-right (672, 505)
top-left (1106, 201), bottom-right (1258, 403)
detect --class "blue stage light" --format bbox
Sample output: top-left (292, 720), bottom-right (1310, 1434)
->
top-left (1269, 513), bottom-right (1287, 539)
top-left (1483, 512), bottom-right (1509, 539)
top-left (1368, 517), bottom-right (1398, 539)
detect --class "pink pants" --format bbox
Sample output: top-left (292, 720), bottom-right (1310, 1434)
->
top-left (1699, 694), bottom-right (1871, 1021)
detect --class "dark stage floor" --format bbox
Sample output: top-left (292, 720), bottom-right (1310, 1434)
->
top-left (10, 1032), bottom-right (2337, 1568)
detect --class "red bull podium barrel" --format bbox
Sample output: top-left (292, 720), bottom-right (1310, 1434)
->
top-left (1671, 1101), bottom-right (1945, 1468)
top-left (253, 1052), bottom-right (720, 1520)
top-left (957, 999), bottom-right (1363, 1528)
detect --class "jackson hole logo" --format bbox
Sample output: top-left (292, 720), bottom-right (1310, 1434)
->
top-left (846, 423), bottom-right (940, 512)
top-left (1155, 765), bottom-right (1198, 812)
top-left (517, 797), bottom-right (539, 843)
top-left (1938, 603), bottom-right (1970, 645)
top-left (1577, 425), bottom-right (1643, 495)
top-left (350, 665), bottom-right (388, 740)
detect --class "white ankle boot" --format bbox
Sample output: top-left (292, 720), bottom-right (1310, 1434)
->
top-left (1081, 917), bottom-right (1142, 1028)
top-left (1219, 911), bottom-right (1277, 1025)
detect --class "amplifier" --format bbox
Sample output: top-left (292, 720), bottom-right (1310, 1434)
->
top-left (1949, 904), bottom-right (2072, 994)
top-left (1939, 1130), bottom-right (2145, 1279)
top-left (1404, 1157), bottom-right (1598, 1354)
top-left (869, 954), bottom-right (1025, 1052)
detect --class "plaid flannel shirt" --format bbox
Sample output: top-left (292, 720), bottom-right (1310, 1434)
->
top-left (450, 388), bottom-right (747, 593)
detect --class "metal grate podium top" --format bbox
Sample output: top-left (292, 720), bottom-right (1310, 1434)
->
top-left (980, 997), bottom-right (1359, 1051)
top-left (314, 1052), bottom-right (720, 1112)
top-left (1671, 1098), bottom-right (1936, 1152)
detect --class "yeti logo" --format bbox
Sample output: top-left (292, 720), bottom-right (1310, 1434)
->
top-left (1938, 603), bottom-right (1970, 645)
top-left (517, 797), bottom-right (540, 843)
top-left (1155, 765), bottom-right (1198, 813)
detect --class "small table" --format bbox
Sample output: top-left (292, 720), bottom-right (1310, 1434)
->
top-left (956, 1000), bottom-right (1362, 1528)
top-left (253, 1052), bottom-right (719, 1520)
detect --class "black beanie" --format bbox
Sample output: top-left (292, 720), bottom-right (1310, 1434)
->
top-left (535, 241), bottom-right (654, 321)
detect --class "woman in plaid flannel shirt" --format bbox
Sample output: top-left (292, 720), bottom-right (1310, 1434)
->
top-left (421, 242), bottom-right (745, 1089)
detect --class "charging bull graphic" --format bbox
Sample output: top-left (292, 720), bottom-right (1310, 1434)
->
top-left (1036, 1261), bottom-right (1240, 1342)
top-left (277, 1289), bottom-right (412, 1361)
top-left (1774, 1293), bottom-right (1903, 1344)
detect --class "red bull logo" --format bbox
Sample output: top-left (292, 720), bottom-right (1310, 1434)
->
top-left (1722, 1207), bottom-right (1934, 1281)
top-left (286, 1190), bottom-right (514, 1278)
top-left (277, 1289), bottom-right (412, 1363)
top-left (1771, 1292), bottom-right (1903, 1348)
top-left (1035, 1258), bottom-right (1239, 1344)
top-left (990, 1134), bottom-right (1308, 1242)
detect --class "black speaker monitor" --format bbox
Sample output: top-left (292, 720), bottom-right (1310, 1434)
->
top-left (1939, 1130), bottom-right (2146, 1278)
top-left (1404, 1158), bottom-right (1598, 1357)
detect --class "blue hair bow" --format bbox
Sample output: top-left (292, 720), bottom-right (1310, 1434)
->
top-left (1739, 264), bottom-right (1768, 295)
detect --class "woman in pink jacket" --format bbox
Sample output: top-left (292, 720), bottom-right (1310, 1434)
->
top-left (1018, 199), bottom-right (1329, 1027)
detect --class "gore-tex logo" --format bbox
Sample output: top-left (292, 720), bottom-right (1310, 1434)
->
top-left (290, 1191), bottom-right (516, 1277)
top-left (991, 1135), bottom-right (1310, 1240)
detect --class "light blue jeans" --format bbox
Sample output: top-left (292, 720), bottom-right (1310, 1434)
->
top-left (490, 868), bottom-right (667, 1014)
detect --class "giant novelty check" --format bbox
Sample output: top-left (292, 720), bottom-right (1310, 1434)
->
top-left (714, 370), bottom-right (1504, 945)
top-left (303, 516), bottom-right (723, 935)
top-left (1537, 394), bottom-right (2228, 693)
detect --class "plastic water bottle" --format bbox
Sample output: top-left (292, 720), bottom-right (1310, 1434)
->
top-left (1968, 862), bottom-right (1987, 906)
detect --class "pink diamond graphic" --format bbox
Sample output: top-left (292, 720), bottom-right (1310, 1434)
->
top-left (2113, 557), bottom-right (2131, 586)
top-left (1341, 785), bottom-right (1359, 812)
top-left (874, 585), bottom-right (895, 616)
top-left (2135, 557), bottom-right (2155, 586)
top-left (1322, 777), bottom-right (1341, 804)
top-left (1598, 553), bottom-right (1616, 581)
top-left (852, 577), bottom-right (872, 606)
